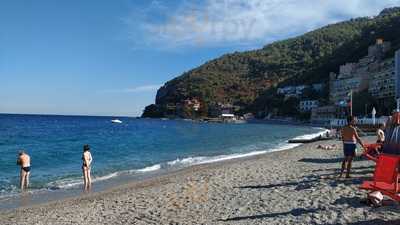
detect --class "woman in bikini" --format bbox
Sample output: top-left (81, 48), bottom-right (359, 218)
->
top-left (82, 144), bottom-right (93, 190)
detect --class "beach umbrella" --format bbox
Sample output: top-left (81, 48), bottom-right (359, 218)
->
top-left (372, 107), bottom-right (376, 125)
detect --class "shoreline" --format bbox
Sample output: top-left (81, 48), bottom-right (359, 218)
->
top-left (2, 136), bottom-right (399, 224)
top-left (0, 142), bottom-right (307, 211)
top-left (0, 126), bottom-right (328, 211)
top-left (0, 140), bottom-right (309, 213)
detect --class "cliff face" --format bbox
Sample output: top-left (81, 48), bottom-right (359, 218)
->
top-left (142, 8), bottom-right (400, 118)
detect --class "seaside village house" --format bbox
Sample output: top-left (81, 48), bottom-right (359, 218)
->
top-left (183, 99), bottom-right (201, 114)
top-left (275, 83), bottom-right (324, 118)
top-left (311, 106), bottom-right (341, 124)
top-left (219, 103), bottom-right (237, 121)
top-left (207, 102), bottom-right (239, 121)
top-left (277, 85), bottom-right (317, 100)
top-left (165, 98), bottom-right (201, 118)
top-left (311, 39), bottom-right (399, 124)
top-left (299, 100), bottom-right (320, 112)
top-left (185, 99), bottom-right (201, 112)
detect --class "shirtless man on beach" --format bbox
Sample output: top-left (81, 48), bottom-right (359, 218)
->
top-left (17, 151), bottom-right (31, 190)
top-left (340, 116), bottom-right (364, 178)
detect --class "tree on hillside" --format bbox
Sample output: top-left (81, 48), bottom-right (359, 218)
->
top-left (142, 8), bottom-right (400, 119)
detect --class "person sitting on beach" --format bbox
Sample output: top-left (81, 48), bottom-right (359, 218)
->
top-left (317, 144), bottom-right (337, 150)
top-left (340, 116), bottom-right (364, 178)
top-left (376, 123), bottom-right (385, 144)
top-left (17, 150), bottom-right (31, 190)
top-left (82, 144), bottom-right (93, 190)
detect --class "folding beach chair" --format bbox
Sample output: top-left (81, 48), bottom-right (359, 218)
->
top-left (360, 154), bottom-right (400, 201)
top-left (360, 112), bottom-right (400, 202)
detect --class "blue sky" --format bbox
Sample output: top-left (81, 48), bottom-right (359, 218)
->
top-left (1, 0), bottom-right (399, 116)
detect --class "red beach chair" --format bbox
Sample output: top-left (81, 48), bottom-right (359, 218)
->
top-left (359, 112), bottom-right (400, 202)
top-left (360, 154), bottom-right (400, 201)
top-left (362, 143), bottom-right (383, 162)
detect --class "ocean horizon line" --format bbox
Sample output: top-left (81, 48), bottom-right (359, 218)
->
top-left (0, 112), bottom-right (139, 118)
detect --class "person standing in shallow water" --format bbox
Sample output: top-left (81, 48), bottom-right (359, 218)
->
top-left (82, 145), bottom-right (93, 190)
top-left (340, 116), bottom-right (364, 178)
top-left (17, 150), bottom-right (31, 190)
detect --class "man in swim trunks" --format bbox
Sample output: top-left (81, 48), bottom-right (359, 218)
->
top-left (17, 150), bottom-right (31, 190)
top-left (340, 116), bottom-right (364, 178)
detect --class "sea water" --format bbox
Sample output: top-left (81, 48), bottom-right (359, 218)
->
top-left (0, 114), bottom-right (326, 199)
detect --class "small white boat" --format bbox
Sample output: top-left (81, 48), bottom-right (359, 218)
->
top-left (111, 119), bottom-right (122, 124)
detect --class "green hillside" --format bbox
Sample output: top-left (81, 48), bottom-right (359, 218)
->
top-left (142, 7), bottom-right (400, 118)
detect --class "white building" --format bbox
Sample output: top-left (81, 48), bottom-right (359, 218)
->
top-left (330, 75), bottom-right (368, 105)
top-left (221, 113), bottom-right (235, 122)
top-left (295, 85), bottom-right (308, 95)
top-left (329, 39), bottom-right (392, 105)
top-left (339, 63), bottom-right (357, 77)
top-left (368, 59), bottom-right (395, 99)
top-left (299, 100), bottom-right (319, 112)
top-left (277, 85), bottom-right (309, 98)
top-left (277, 86), bottom-right (295, 95)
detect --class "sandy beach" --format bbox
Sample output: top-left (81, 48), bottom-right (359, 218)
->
top-left (1, 137), bottom-right (399, 225)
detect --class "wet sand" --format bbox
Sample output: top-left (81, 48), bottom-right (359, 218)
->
top-left (1, 138), bottom-right (399, 225)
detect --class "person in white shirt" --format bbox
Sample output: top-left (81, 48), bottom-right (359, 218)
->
top-left (376, 123), bottom-right (385, 144)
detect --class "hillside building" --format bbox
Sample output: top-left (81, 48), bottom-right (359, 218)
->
top-left (329, 70), bottom-right (369, 105)
top-left (368, 38), bottom-right (391, 60)
top-left (277, 83), bottom-right (324, 99)
top-left (368, 58), bottom-right (395, 99)
top-left (299, 100), bottom-right (319, 112)
top-left (312, 83), bottom-right (324, 92)
top-left (330, 39), bottom-right (392, 105)
top-left (295, 85), bottom-right (308, 95)
top-left (277, 86), bottom-right (296, 95)
top-left (310, 106), bottom-right (340, 124)
top-left (208, 103), bottom-right (236, 118)
top-left (183, 99), bottom-right (201, 111)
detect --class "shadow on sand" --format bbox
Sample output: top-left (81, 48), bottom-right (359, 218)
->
top-left (313, 169), bottom-right (374, 180)
top-left (333, 196), bottom-right (365, 208)
top-left (219, 208), bottom-right (320, 222)
top-left (311, 165), bottom-right (373, 173)
top-left (299, 157), bottom-right (366, 164)
top-left (346, 219), bottom-right (400, 225)
top-left (235, 179), bottom-right (318, 190)
top-left (299, 158), bottom-right (343, 164)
